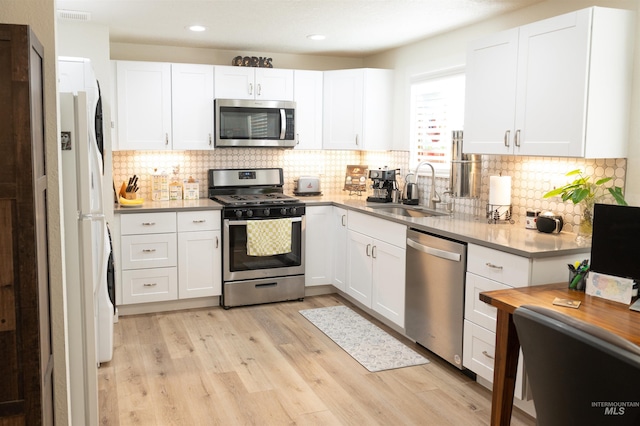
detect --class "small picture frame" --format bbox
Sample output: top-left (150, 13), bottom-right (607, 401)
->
top-left (61, 131), bottom-right (71, 150)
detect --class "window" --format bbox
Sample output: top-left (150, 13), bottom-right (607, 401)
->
top-left (409, 70), bottom-right (465, 176)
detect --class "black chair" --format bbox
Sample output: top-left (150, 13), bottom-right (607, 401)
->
top-left (513, 305), bottom-right (640, 426)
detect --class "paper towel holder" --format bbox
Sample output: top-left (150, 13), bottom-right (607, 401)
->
top-left (486, 203), bottom-right (515, 224)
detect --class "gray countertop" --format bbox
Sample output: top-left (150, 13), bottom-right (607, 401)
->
top-left (114, 193), bottom-right (590, 258)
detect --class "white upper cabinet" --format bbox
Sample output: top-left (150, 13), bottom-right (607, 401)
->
top-left (293, 70), bottom-right (323, 149)
top-left (116, 61), bottom-right (172, 150)
top-left (323, 68), bottom-right (393, 150)
top-left (172, 64), bottom-right (214, 150)
top-left (114, 61), bottom-right (214, 151)
top-left (463, 7), bottom-right (634, 158)
top-left (214, 65), bottom-right (294, 101)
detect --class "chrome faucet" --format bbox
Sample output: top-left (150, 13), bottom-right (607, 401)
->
top-left (413, 161), bottom-right (441, 209)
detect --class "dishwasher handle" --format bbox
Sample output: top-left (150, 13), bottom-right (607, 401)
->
top-left (406, 237), bottom-right (462, 262)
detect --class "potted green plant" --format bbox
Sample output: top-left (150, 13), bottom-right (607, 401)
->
top-left (543, 169), bottom-right (627, 242)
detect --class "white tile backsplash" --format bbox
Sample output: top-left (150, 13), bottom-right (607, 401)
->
top-left (113, 150), bottom-right (626, 234)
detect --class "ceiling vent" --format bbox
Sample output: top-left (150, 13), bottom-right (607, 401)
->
top-left (57, 9), bottom-right (91, 21)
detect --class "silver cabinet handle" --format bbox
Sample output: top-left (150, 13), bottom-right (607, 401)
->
top-left (142, 222), bottom-right (156, 226)
top-left (515, 129), bottom-right (521, 147)
top-left (296, 133), bottom-right (300, 145)
top-left (257, 83), bottom-right (261, 96)
top-left (341, 215), bottom-right (346, 227)
top-left (165, 133), bottom-right (169, 146)
top-left (209, 133), bottom-right (212, 146)
top-left (192, 219), bottom-right (206, 223)
top-left (142, 249), bottom-right (156, 253)
top-left (355, 134), bottom-right (359, 146)
top-left (215, 236), bottom-right (219, 249)
top-left (372, 245), bottom-right (377, 259)
top-left (249, 83), bottom-right (253, 95)
top-left (366, 243), bottom-right (372, 257)
top-left (143, 283), bottom-right (157, 287)
top-left (504, 130), bottom-right (510, 147)
top-left (486, 262), bottom-right (503, 270)
top-left (482, 351), bottom-right (494, 360)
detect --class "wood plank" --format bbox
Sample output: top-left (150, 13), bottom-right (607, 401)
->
top-left (99, 295), bottom-right (536, 425)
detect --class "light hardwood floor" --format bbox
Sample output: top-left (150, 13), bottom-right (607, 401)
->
top-left (98, 294), bottom-right (535, 425)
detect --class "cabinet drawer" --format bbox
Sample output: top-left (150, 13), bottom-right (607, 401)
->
top-left (467, 243), bottom-right (530, 287)
top-left (464, 272), bottom-right (510, 332)
top-left (348, 211), bottom-right (406, 248)
top-left (121, 267), bottom-right (178, 304)
top-left (463, 320), bottom-right (527, 400)
top-left (177, 210), bottom-right (220, 232)
top-left (121, 233), bottom-right (177, 269)
top-left (121, 212), bottom-right (176, 235)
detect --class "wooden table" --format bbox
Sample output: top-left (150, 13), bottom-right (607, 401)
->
top-left (479, 282), bottom-right (640, 426)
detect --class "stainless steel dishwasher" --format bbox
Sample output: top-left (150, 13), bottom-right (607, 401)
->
top-left (405, 228), bottom-right (467, 369)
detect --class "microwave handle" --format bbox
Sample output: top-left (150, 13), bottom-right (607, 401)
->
top-left (280, 109), bottom-right (286, 139)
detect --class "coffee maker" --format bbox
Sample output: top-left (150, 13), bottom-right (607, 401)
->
top-left (366, 168), bottom-right (398, 203)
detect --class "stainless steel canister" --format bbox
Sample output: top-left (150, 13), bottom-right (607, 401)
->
top-left (449, 130), bottom-right (481, 198)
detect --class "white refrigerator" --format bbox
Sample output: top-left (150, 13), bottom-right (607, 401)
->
top-left (60, 57), bottom-right (114, 425)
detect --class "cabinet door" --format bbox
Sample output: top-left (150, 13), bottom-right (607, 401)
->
top-left (332, 207), bottom-right (348, 291)
top-left (214, 66), bottom-right (255, 99)
top-left (514, 9), bottom-right (590, 157)
top-left (116, 61), bottom-right (172, 150)
top-left (323, 69), bottom-right (363, 150)
top-left (371, 240), bottom-right (406, 327)
top-left (294, 70), bottom-right (323, 149)
top-left (178, 230), bottom-right (221, 298)
top-left (304, 206), bottom-right (333, 286)
top-left (346, 230), bottom-right (372, 306)
top-left (361, 69), bottom-right (394, 151)
top-left (172, 64), bottom-right (214, 150)
top-left (255, 68), bottom-right (294, 101)
top-left (463, 28), bottom-right (519, 155)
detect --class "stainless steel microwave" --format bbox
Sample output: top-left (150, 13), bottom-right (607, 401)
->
top-left (214, 99), bottom-right (296, 148)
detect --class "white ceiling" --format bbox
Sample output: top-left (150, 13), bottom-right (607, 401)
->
top-left (56, 0), bottom-right (543, 57)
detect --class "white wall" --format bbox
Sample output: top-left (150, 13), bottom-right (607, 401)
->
top-left (110, 42), bottom-right (364, 70)
top-left (364, 0), bottom-right (640, 202)
top-left (0, 0), bottom-right (68, 424)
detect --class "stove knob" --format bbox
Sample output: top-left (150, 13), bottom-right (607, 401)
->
top-left (280, 208), bottom-right (287, 215)
top-left (263, 208), bottom-right (271, 217)
top-left (235, 210), bottom-right (243, 218)
top-left (246, 210), bottom-right (253, 218)
top-left (290, 207), bottom-right (298, 215)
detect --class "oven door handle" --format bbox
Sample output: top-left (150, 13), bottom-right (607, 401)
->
top-left (226, 217), bottom-right (303, 226)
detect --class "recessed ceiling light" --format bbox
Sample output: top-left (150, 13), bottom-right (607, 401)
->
top-left (307, 34), bottom-right (326, 41)
top-left (187, 25), bottom-right (207, 32)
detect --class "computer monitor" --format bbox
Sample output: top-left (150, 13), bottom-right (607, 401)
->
top-left (590, 203), bottom-right (640, 283)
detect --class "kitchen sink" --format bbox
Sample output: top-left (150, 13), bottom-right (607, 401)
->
top-left (368, 205), bottom-right (446, 218)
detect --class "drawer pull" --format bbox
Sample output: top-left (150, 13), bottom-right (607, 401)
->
top-left (482, 350), bottom-right (495, 360)
top-left (192, 219), bottom-right (206, 223)
top-left (366, 244), bottom-right (372, 257)
top-left (143, 283), bottom-right (157, 287)
top-left (486, 262), bottom-right (503, 270)
top-left (215, 236), bottom-right (219, 249)
top-left (142, 249), bottom-right (157, 253)
top-left (142, 222), bottom-right (156, 226)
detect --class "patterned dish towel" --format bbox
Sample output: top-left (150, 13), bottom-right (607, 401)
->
top-left (246, 218), bottom-right (292, 256)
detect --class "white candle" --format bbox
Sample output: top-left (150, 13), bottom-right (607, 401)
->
top-left (489, 175), bottom-right (512, 206)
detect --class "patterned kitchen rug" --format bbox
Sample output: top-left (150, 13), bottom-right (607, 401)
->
top-left (299, 305), bottom-right (429, 372)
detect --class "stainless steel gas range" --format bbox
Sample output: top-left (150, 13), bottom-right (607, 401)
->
top-left (208, 168), bottom-right (305, 308)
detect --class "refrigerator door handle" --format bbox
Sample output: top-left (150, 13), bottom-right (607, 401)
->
top-left (80, 213), bottom-right (106, 220)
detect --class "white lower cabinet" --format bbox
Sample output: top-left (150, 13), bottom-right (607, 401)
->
top-left (463, 243), bottom-right (579, 400)
top-left (304, 206), bottom-right (333, 286)
top-left (346, 211), bottom-right (406, 327)
top-left (119, 210), bottom-right (221, 305)
top-left (177, 211), bottom-right (221, 299)
top-left (332, 207), bottom-right (348, 291)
